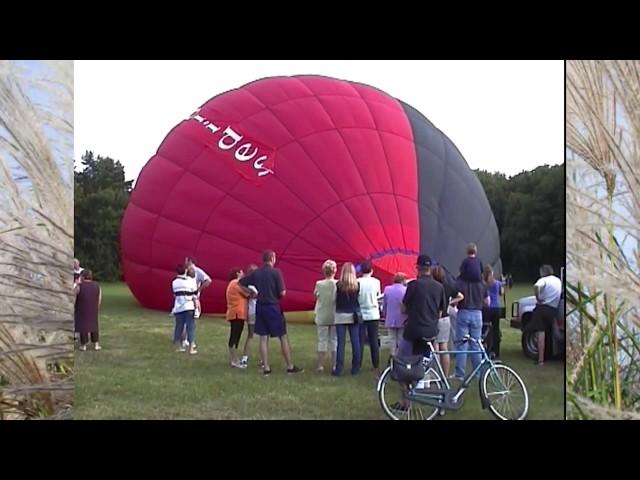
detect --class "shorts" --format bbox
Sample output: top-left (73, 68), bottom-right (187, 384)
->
top-left (530, 304), bottom-right (557, 332)
top-left (316, 325), bottom-right (337, 352)
top-left (436, 317), bottom-right (450, 344)
top-left (255, 303), bottom-right (286, 338)
top-left (247, 313), bottom-right (256, 326)
top-left (334, 312), bottom-right (355, 325)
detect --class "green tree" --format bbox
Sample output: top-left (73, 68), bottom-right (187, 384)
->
top-left (475, 170), bottom-right (510, 235)
top-left (476, 164), bottom-right (565, 281)
top-left (74, 152), bottom-right (132, 281)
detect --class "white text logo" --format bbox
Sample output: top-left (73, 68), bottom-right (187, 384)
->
top-left (188, 109), bottom-right (274, 177)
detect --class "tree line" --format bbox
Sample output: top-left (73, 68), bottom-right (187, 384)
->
top-left (475, 164), bottom-right (565, 280)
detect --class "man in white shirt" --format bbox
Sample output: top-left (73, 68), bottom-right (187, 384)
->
top-left (182, 256), bottom-right (212, 347)
top-left (185, 256), bottom-right (212, 295)
top-left (357, 260), bottom-right (382, 374)
top-left (530, 264), bottom-right (562, 366)
top-left (172, 263), bottom-right (198, 354)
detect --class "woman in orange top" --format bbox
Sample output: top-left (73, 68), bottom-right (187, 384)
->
top-left (226, 267), bottom-right (250, 369)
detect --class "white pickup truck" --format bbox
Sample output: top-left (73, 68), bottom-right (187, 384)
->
top-left (510, 267), bottom-right (565, 360)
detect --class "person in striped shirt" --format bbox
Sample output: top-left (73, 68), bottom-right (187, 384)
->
top-left (171, 263), bottom-right (199, 354)
top-left (180, 256), bottom-right (212, 348)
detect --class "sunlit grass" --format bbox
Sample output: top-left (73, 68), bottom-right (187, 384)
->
top-left (74, 283), bottom-right (564, 420)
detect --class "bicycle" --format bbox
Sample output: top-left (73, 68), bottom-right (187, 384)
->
top-left (377, 334), bottom-right (529, 420)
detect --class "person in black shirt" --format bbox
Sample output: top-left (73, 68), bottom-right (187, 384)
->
top-left (453, 264), bottom-right (489, 380)
top-left (239, 250), bottom-right (303, 375)
top-left (332, 262), bottom-right (362, 376)
top-left (402, 254), bottom-right (447, 356)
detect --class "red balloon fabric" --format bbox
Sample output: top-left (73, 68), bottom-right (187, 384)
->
top-left (120, 75), bottom-right (499, 313)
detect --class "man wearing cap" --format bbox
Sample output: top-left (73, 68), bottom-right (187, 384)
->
top-left (402, 254), bottom-right (447, 356)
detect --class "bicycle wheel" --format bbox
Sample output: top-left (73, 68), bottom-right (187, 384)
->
top-left (480, 363), bottom-right (529, 420)
top-left (377, 367), bottom-right (442, 420)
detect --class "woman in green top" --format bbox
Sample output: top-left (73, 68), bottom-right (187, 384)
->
top-left (314, 260), bottom-right (338, 372)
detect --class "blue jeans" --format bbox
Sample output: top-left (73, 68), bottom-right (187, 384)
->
top-left (454, 309), bottom-right (482, 379)
top-left (174, 310), bottom-right (195, 344)
top-left (334, 323), bottom-right (361, 375)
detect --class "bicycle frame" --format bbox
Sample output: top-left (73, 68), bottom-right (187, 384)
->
top-left (407, 337), bottom-right (496, 409)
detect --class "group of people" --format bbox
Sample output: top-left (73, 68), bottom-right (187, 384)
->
top-left (74, 258), bottom-right (102, 351)
top-left (171, 251), bottom-right (304, 375)
top-left (312, 258), bottom-right (382, 376)
top-left (310, 243), bottom-right (493, 379)
top-left (310, 241), bottom-right (561, 380)
top-left (169, 242), bottom-right (562, 379)
top-left (75, 240), bottom-right (561, 382)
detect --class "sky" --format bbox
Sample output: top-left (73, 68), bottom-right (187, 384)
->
top-left (74, 60), bottom-right (564, 182)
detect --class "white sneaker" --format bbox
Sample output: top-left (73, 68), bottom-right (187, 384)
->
top-left (79, 345), bottom-right (87, 351)
top-left (94, 343), bottom-right (102, 351)
top-left (189, 346), bottom-right (198, 355)
top-left (182, 340), bottom-right (189, 349)
top-left (176, 346), bottom-right (186, 353)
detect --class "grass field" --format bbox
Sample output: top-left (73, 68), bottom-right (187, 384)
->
top-left (74, 283), bottom-right (564, 420)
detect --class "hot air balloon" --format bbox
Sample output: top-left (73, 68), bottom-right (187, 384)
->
top-left (120, 75), bottom-right (501, 313)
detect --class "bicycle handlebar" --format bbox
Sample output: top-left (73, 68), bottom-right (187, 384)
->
top-left (420, 335), bottom-right (486, 351)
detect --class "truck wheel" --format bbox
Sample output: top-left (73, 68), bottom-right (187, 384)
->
top-left (521, 329), bottom-right (538, 360)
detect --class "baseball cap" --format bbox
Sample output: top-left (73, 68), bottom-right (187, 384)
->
top-left (416, 254), bottom-right (432, 267)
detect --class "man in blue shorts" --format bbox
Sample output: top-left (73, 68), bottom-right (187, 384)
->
top-left (239, 250), bottom-right (303, 376)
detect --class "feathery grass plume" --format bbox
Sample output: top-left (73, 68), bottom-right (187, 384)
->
top-left (567, 60), bottom-right (640, 418)
top-left (568, 392), bottom-right (640, 420)
top-left (0, 60), bottom-right (73, 420)
top-left (567, 60), bottom-right (623, 410)
top-left (566, 60), bottom-right (619, 197)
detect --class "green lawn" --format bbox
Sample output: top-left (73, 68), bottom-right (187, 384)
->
top-left (74, 282), bottom-right (564, 420)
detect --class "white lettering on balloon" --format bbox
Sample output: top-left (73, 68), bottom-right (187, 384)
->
top-left (254, 155), bottom-right (274, 176)
top-left (218, 127), bottom-right (243, 150)
top-left (188, 109), bottom-right (274, 177)
top-left (205, 122), bottom-right (220, 134)
top-left (235, 143), bottom-right (258, 162)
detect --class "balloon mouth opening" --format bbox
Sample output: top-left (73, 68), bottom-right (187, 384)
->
top-left (355, 249), bottom-right (422, 277)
